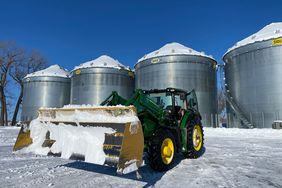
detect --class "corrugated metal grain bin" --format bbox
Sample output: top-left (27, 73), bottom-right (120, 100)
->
top-left (223, 23), bottom-right (282, 128)
top-left (71, 55), bottom-right (135, 105)
top-left (21, 65), bottom-right (70, 121)
top-left (135, 42), bottom-right (217, 127)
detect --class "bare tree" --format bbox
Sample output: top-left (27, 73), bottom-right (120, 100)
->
top-left (0, 42), bottom-right (24, 126)
top-left (9, 50), bottom-right (47, 126)
top-left (5, 80), bottom-right (17, 121)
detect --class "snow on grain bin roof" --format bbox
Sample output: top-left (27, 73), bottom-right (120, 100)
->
top-left (73, 55), bottom-right (130, 71)
top-left (25, 64), bottom-right (70, 78)
top-left (226, 22), bottom-right (282, 54)
top-left (138, 42), bottom-right (214, 62)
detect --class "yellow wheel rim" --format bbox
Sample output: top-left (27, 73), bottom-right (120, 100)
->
top-left (161, 138), bottom-right (174, 165)
top-left (193, 125), bottom-right (203, 151)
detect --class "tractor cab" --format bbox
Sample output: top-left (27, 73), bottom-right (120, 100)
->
top-left (145, 88), bottom-right (198, 120)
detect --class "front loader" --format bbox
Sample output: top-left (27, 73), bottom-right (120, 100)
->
top-left (14, 88), bottom-right (204, 172)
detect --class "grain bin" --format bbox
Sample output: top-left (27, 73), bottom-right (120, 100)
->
top-left (21, 65), bottom-right (70, 121)
top-left (71, 55), bottom-right (135, 105)
top-left (223, 23), bottom-right (282, 128)
top-left (135, 42), bottom-right (217, 127)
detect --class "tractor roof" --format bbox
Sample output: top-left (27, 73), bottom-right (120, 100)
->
top-left (143, 88), bottom-right (189, 95)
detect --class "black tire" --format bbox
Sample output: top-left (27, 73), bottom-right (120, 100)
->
top-left (183, 121), bottom-right (204, 158)
top-left (148, 129), bottom-right (176, 171)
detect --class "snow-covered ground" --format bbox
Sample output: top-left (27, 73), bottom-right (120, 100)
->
top-left (1, 127), bottom-right (282, 188)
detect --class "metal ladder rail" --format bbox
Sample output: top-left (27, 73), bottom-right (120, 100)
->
top-left (224, 91), bottom-right (253, 128)
top-left (218, 64), bottom-right (253, 128)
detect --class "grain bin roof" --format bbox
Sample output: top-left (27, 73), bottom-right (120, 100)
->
top-left (24, 64), bottom-right (70, 78)
top-left (73, 55), bottom-right (130, 71)
top-left (226, 22), bottom-right (282, 54)
top-left (137, 42), bottom-right (214, 62)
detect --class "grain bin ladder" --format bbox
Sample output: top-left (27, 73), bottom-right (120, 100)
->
top-left (225, 91), bottom-right (254, 128)
top-left (219, 64), bottom-right (253, 128)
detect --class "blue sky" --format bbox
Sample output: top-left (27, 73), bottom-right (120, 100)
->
top-left (1, 0), bottom-right (281, 117)
top-left (1, 0), bottom-right (281, 72)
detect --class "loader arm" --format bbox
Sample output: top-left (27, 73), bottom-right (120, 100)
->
top-left (101, 89), bottom-right (167, 138)
top-left (100, 91), bottom-right (128, 106)
top-left (102, 90), bottom-right (166, 121)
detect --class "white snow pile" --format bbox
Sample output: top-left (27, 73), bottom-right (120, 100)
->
top-left (40, 104), bottom-right (107, 110)
top-left (138, 42), bottom-right (214, 62)
top-left (62, 104), bottom-right (126, 109)
top-left (73, 55), bottom-right (130, 71)
top-left (19, 119), bottom-right (115, 164)
top-left (40, 105), bottom-right (139, 123)
top-left (62, 104), bottom-right (99, 108)
top-left (226, 22), bottom-right (282, 53)
top-left (25, 65), bottom-right (70, 78)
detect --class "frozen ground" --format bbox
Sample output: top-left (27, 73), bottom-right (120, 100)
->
top-left (0, 127), bottom-right (282, 188)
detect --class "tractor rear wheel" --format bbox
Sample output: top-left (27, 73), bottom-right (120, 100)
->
top-left (183, 121), bottom-right (204, 158)
top-left (148, 129), bottom-right (176, 171)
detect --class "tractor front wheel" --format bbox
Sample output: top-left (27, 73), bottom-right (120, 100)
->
top-left (148, 129), bottom-right (176, 171)
top-left (183, 121), bottom-right (204, 158)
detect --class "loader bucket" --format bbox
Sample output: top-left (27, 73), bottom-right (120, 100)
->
top-left (13, 124), bottom-right (33, 151)
top-left (14, 106), bottom-right (144, 173)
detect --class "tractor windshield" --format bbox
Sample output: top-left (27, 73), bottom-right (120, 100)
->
top-left (149, 93), bottom-right (171, 109)
top-left (149, 93), bottom-right (184, 109)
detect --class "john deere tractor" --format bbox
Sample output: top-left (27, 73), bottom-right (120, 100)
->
top-left (101, 88), bottom-right (204, 171)
top-left (14, 88), bottom-right (204, 172)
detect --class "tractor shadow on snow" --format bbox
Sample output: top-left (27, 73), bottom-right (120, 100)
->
top-left (60, 151), bottom-right (205, 188)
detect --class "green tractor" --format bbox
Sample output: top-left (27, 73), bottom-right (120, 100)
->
top-left (14, 88), bottom-right (204, 172)
top-left (101, 88), bottom-right (205, 171)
